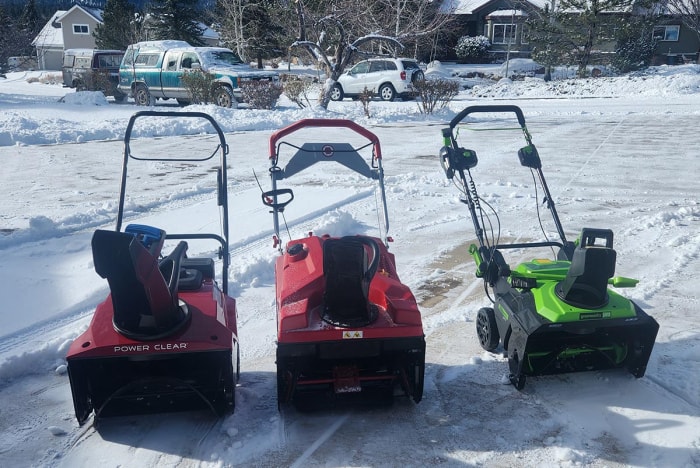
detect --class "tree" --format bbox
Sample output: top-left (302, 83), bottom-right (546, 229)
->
top-left (355, 0), bottom-right (454, 60)
top-left (213, 0), bottom-right (287, 67)
top-left (611, 8), bottom-right (659, 73)
top-left (527, 1), bottom-right (571, 80)
top-left (526, 0), bottom-right (638, 78)
top-left (94, 0), bottom-right (142, 50)
top-left (0, 6), bottom-right (12, 73)
top-left (290, 0), bottom-right (404, 109)
top-left (147, 0), bottom-right (205, 45)
top-left (17, 0), bottom-right (42, 56)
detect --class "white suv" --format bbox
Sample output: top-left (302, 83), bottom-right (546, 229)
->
top-left (330, 58), bottom-right (424, 102)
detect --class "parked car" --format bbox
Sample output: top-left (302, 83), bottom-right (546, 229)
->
top-left (62, 49), bottom-right (126, 102)
top-left (330, 58), bottom-right (425, 102)
top-left (118, 40), bottom-right (280, 107)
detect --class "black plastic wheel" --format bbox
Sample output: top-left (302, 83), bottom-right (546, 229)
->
top-left (476, 307), bottom-right (499, 351)
top-left (508, 350), bottom-right (527, 390)
top-left (509, 372), bottom-right (526, 390)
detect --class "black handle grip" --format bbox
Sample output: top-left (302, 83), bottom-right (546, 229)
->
top-left (449, 105), bottom-right (526, 129)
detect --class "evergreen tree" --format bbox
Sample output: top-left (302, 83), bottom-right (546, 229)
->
top-left (94, 0), bottom-right (140, 50)
top-left (526, 0), bottom-right (638, 78)
top-left (612, 10), bottom-right (658, 73)
top-left (17, 0), bottom-right (42, 56)
top-left (147, 0), bottom-right (205, 45)
top-left (214, 0), bottom-right (289, 65)
top-left (0, 6), bottom-right (12, 73)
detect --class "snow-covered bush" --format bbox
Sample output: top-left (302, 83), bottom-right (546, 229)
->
top-left (414, 78), bottom-right (460, 114)
top-left (455, 35), bottom-right (491, 63)
top-left (240, 81), bottom-right (283, 109)
top-left (283, 76), bottom-right (316, 109)
top-left (181, 69), bottom-right (217, 104)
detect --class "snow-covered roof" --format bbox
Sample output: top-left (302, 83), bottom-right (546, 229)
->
top-left (439, 0), bottom-right (548, 14)
top-left (487, 9), bottom-right (529, 17)
top-left (200, 23), bottom-right (220, 40)
top-left (32, 10), bottom-right (66, 48)
top-left (129, 40), bottom-right (192, 51)
top-left (439, 0), bottom-right (493, 14)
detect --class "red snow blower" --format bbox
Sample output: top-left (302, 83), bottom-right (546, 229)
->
top-left (66, 111), bottom-right (239, 425)
top-left (262, 119), bottom-right (425, 408)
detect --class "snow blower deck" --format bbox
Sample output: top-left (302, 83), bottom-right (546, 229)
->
top-left (439, 105), bottom-right (658, 389)
top-left (262, 119), bottom-right (425, 408)
top-left (66, 111), bottom-right (239, 424)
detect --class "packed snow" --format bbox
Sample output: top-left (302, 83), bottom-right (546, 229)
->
top-left (1, 61), bottom-right (699, 467)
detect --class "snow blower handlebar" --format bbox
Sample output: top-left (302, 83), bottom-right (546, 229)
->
top-left (442, 105), bottom-right (569, 250)
top-left (117, 111), bottom-right (232, 295)
top-left (265, 119), bottom-right (391, 249)
top-left (267, 118), bottom-right (382, 163)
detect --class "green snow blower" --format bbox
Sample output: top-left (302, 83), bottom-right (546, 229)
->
top-left (439, 105), bottom-right (659, 389)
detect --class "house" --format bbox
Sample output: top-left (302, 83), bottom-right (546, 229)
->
top-left (33, 5), bottom-right (221, 71)
top-left (32, 5), bottom-right (103, 70)
top-left (438, 0), bottom-right (547, 62)
top-left (651, 14), bottom-right (700, 64)
top-left (438, 0), bottom-right (700, 65)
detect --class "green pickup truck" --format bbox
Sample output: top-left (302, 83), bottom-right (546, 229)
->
top-left (118, 40), bottom-right (279, 107)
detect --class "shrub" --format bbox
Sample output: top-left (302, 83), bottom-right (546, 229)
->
top-left (181, 69), bottom-right (217, 104)
top-left (455, 35), bottom-right (491, 63)
top-left (414, 78), bottom-right (460, 114)
top-left (358, 87), bottom-right (372, 117)
top-left (87, 69), bottom-right (114, 94)
top-left (240, 80), bottom-right (283, 109)
top-left (283, 77), bottom-right (315, 108)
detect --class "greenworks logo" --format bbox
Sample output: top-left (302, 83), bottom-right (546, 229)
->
top-left (498, 304), bottom-right (509, 320)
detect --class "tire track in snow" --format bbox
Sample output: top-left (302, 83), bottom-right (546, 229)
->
top-left (288, 412), bottom-right (350, 468)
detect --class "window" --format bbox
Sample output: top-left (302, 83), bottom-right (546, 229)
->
top-left (520, 24), bottom-right (529, 45)
top-left (369, 61), bottom-right (387, 73)
top-left (134, 53), bottom-right (160, 67)
top-left (180, 52), bottom-right (200, 69)
top-left (97, 54), bottom-right (122, 68)
top-left (73, 24), bottom-right (89, 35)
top-left (164, 51), bottom-right (180, 71)
top-left (493, 24), bottom-right (517, 45)
top-left (350, 61), bottom-right (370, 75)
top-left (75, 57), bottom-right (91, 68)
top-left (653, 25), bottom-right (680, 41)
